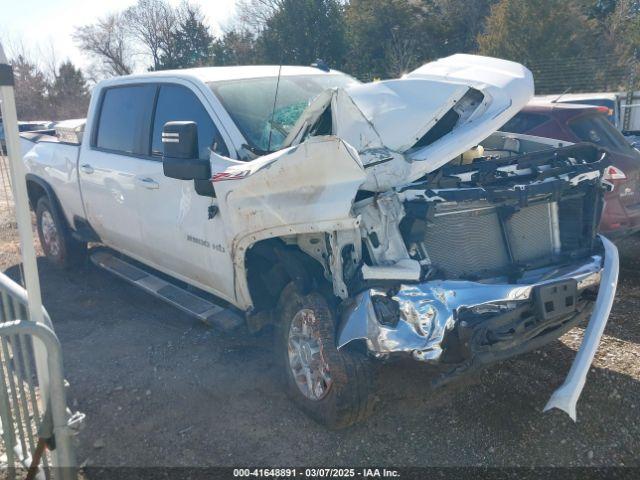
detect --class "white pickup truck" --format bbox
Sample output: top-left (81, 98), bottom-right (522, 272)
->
top-left (21, 54), bottom-right (618, 428)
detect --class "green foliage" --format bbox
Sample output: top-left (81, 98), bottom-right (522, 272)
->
top-left (12, 56), bottom-right (50, 120)
top-left (431, 0), bottom-right (495, 54)
top-left (10, 57), bottom-right (90, 121)
top-left (211, 30), bottom-right (259, 66)
top-left (50, 61), bottom-right (91, 119)
top-left (256, 0), bottom-right (347, 67)
top-left (60, 0), bottom-right (640, 96)
top-left (157, 4), bottom-right (214, 69)
top-left (343, 0), bottom-right (435, 78)
top-left (476, 0), bottom-right (630, 92)
top-left (478, 0), bottom-right (596, 65)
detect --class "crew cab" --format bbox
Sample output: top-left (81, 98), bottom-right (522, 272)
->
top-left (21, 55), bottom-right (618, 428)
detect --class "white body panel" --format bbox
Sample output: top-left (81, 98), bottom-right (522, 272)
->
top-left (404, 54), bottom-right (534, 166)
top-left (78, 149), bottom-right (146, 258)
top-left (22, 140), bottom-right (84, 227)
top-left (135, 158), bottom-right (236, 302)
top-left (285, 54), bottom-right (534, 191)
top-left (21, 54), bottom-right (534, 310)
top-left (19, 55), bottom-right (617, 421)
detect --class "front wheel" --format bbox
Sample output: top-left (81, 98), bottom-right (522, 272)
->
top-left (276, 283), bottom-right (375, 429)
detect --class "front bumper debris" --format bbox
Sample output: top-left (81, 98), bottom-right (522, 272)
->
top-left (338, 235), bottom-right (618, 420)
top-left (544, 235), bottom-right (618, 420)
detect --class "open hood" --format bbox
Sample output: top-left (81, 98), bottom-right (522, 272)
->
top-left (283, 54), bottom-right (534, 192)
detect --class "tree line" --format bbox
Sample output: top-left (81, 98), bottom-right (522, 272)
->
top-left (7, 0), bottom-right (640, 120)
top-left (8, 53), bottom-right (90, 121)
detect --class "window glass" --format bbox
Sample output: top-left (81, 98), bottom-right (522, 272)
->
top-left (500, 112), bottom-right (550, 134)
top-left (152, 84), bottom-right (228, 159)
top-left (569, 113), bottom-right (635, 154)
top-left (96, 85), bottom-right (156, 155)
top-left (209, 73), bottom-right (359, 152)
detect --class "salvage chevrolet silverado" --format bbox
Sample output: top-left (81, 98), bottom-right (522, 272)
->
top-left (20, 55), bottom-right (618, 428)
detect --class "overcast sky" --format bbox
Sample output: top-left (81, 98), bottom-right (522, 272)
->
top-left (1, 0), bottom-right (239, 70)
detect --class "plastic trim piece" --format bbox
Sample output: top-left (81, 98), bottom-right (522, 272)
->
top-left (0, 63), bottom-right (14, 86)
top-left (543, 234), bottom-right (619, 421)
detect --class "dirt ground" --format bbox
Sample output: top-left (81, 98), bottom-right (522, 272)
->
top-left (0, 192), bottom-right (639, 469)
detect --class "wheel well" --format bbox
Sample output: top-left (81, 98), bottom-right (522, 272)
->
top-left (245, 238), bottom-right (330, 314)
top-left (26, 179), bottom-right (47, 210)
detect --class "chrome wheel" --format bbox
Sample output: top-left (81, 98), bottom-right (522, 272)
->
top-left (287, 308), bottom-right (333, 401)
top-left (40, 210), bottom-right (60, 257)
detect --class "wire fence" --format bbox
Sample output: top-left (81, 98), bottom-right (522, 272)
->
top-left (0, 140), bottom-right (26, 290)
top-left (352, 53), bottom-right (637, 95)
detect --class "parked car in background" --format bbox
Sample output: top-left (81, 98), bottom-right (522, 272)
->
top-left (1, 120), bottom-right (54, 152)
top-left (500, 101), bottom-right (640, 238)
top-left (536, 92), bottom-right (640, 145)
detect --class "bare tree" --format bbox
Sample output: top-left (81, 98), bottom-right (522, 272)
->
top-left (235, 0), bottom-right (284, 31)
top-left (385, 27), bottom-right (418, 77)
top-left (124, 0), bottom-right (178, 70)
top-left (73, 13), bottom-right (133, 77)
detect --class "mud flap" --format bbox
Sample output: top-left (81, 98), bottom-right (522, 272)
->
top-left (543, 235), bottom-right (619, 420)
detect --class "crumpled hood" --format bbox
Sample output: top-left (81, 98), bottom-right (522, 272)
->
top-left (284, 54), bottom-right (534, 192)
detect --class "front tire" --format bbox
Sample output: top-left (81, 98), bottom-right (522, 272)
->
top-left (35, 196), bottom-right (86, 268)
top-left (276, 283), bottom-right (375, 429)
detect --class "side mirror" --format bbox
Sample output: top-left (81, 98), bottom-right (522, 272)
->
top-left (162, 121), bottom-right (210, 180)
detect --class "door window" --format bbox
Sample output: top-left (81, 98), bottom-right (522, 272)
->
top-left (500, 112), bottom-right (550, 135)
top-left (569, 113), bottom-right (635, 154)
top-left (151, 84), bottom-right (228, 159)
top-left (95, 85), bottom-right (156, 155)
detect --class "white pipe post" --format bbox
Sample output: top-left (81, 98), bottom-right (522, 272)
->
top-left (0, 43), bottom-right (51, 412)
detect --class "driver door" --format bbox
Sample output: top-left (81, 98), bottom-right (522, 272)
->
top-left (136, 83), bottom-right (236, 302)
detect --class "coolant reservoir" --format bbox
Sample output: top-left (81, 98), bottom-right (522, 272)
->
top-left (461, 145), bottom-right (484, 165)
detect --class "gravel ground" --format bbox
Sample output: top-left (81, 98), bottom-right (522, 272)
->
top-left (0, 195), bottom-right (639, 469)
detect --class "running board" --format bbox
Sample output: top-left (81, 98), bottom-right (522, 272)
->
top-left (90, 250), bottom-right (243, 331)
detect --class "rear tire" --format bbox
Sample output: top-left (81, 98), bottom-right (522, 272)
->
top-left (35, 196), bottom-right (86, 268)
top-left (276, 283), bottom-right (375, 429)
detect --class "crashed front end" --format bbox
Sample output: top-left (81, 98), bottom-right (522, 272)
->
top-left (337, 144), bottom-right (618, 418)
top-left (216, 55), bottom-right (618, 420)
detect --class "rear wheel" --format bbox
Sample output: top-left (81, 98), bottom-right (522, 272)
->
top-left (276, 283), bottom-right (375, 429)
top-left (35, 196), bottom-right (86, 268)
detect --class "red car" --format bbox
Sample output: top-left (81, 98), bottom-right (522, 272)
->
top-left (501, 102), bottom-right (640, 238)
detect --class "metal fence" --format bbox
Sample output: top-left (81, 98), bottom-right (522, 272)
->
top-left (0, 272), bottom-right (82, 479)
top-left (1, 42), bottom-right (82, 479)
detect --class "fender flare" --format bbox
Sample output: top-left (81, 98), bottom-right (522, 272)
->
top-left (231, 217), bottom-right (360, 310)
top-left (25, 174), bottom-right (71, 230)
top-left (25, 174), bottom-right (60, 209)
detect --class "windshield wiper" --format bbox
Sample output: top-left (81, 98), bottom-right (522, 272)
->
top-left (241, 143), bottom-right (273, 156)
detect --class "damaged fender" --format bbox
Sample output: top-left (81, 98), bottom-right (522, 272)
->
top-left (211, 136), bottom-right (366, 308)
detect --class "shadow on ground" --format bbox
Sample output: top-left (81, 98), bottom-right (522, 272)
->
top-left (3, 237), bottom-right (640, 468)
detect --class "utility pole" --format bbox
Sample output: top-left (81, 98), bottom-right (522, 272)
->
top-left (0, 43), bottom-right (50, 403)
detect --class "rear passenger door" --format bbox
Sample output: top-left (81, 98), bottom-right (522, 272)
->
top-left (80, 84), bottom-right (156, 260)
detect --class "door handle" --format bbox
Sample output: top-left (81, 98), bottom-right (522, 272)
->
top-left (80, 163), bottom-right (94, 174)
top-left (137, 177), bottom-right (159, 190)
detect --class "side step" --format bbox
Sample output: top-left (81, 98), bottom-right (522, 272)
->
top-left (90, 250), bottom-right (243, 331)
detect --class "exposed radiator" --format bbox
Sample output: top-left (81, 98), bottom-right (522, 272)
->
top-left (507, 202), bottom-right (558, 264)
top-left (423, 201), bottom-right (559, 278)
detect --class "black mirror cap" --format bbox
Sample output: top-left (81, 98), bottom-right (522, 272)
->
top-left (163, 156), bottom-right (211, 180)
top-left (162, 121), bottom-right (198, 159)
top-left (162, 120), bottom-right (210, 180)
